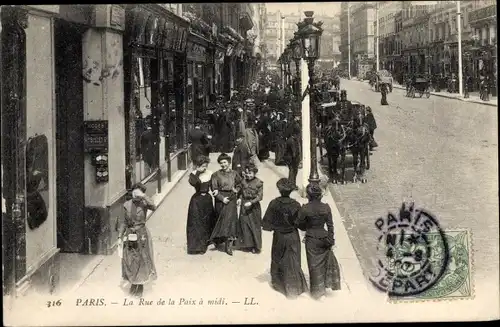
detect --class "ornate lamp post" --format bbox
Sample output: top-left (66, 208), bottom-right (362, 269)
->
top-left (287, 46), bottom-right (293, 88)
top-left (298, 11), bottom-right (323, 185)
top-left (292, 32), bottom-right (303, 99)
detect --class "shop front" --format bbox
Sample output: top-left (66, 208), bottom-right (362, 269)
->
top-left (186, 32), bottom-right (210, 122)
top-left (2, 5), bottom-right (62, 296)
top-left (220, 25), bottom-right (244, 100)
top-left (123, 5), bottom-right (190, 204)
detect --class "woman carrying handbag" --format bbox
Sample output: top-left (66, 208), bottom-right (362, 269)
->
top-left (118, 183), bottom-right (157, 298)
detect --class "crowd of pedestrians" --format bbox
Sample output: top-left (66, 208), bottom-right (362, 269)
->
top-left (117, 70), bottom-right (341, 301)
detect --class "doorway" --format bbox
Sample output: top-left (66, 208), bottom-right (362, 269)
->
top-left (54, 19), bottom-right (86, 253)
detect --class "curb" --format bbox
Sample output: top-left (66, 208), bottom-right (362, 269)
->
top-left (346, 78), bottom-right (498, 107)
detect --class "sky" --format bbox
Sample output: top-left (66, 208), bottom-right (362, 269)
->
top-left (266, 2), bottom-right (341, 16)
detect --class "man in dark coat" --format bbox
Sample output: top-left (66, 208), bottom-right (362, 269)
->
top-left (140, 116), bottom-right (158, 173)
top-left (380, 82), bottom-right (389, 105)
top-left (365, 106), bottom-right (378, 150)
top-left (232, 132), bottom-right (252, 178)
top-left (284, 123), bottom-right (301, 190)
top-left (257, 109), bottom-right (273, 161)
top-left (188, 119), bottom-right (211, 164)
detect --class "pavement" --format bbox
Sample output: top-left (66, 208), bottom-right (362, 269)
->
top-left (5, 152), bottom-right (386, 326)
top-left (350, 77), bottom-right (498, 107)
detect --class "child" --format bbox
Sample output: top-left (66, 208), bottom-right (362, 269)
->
top-left (237, 164), bottom-right (263, 253)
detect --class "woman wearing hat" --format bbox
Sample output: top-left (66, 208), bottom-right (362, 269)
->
top-left (236, 164), bottom-right (263, 254)
top-left (187, 155), bottom-right (217, 255)
top-left (297, 183), bottom-right (341, 300)
top-left (118, 183), bottom-right (157, 297)
top-left (262, 178), bottom-right (308, 298)
top-left (210, 153), bottom-right (242, 256)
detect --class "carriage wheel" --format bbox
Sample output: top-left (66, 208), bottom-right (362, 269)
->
top-left (419, 90), bottom-right (424, 98)
top-left (425, 88), bottom-right (431, 98)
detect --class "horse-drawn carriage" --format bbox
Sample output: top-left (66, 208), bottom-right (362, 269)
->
top-left (407, 77), bottom-right (431, 98)
top-left (317, 100), bottom-right (371, 184)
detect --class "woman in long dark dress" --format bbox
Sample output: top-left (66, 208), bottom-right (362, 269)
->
top-left (186, 155), bottom-right (216, 255)
top-left (262, 178), bottom-right (308, 298)
top-left (237, 164), bottom-right (263, 253)
top-left (296, 184), bottom-right (341, 300)
top-left (210, 153), bottom-right (242, 256)
top-left (118, 183), bottom-right (157, 298)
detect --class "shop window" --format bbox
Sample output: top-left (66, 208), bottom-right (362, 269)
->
top-left (25, 135), bottom-right (49, 230)
top-left (166, 59), bottom-right (177, 154)
top-left (134, 57), bottom-right (159, 182)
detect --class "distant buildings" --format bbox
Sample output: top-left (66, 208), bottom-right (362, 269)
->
top-left (264, 11), bottom-right (341, 66)
top-left (339, 0), bottom-right (496, 91)
top-left (339, 2), bottom-right (376, 77)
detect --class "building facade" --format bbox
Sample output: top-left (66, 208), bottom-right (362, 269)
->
top-left (339, 2), bottom-right (349, 70)
top-left (374, 1), bottom-right (404, 71)
top-left (265, 10), bottom-right (341, 68)
top-left (339, 2), bottom-right (376, 77)
top-left (1, 3), bottom-right (255, 298)
top-left (263, 11), bottom-right (280, 63)
top-left (316, 13), bottom-right (342, 68)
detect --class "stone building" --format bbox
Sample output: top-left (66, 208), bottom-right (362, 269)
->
top-left (1, 3), bottom-right (256, 298)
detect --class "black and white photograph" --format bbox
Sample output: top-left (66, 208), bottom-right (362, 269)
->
top-left (1, 2), bottom-right (499, 325)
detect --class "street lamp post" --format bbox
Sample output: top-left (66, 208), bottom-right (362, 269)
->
top-left (298, 11), bottom-right (323, 185)
top-left (293, 32), bottom-right (303, 99)
top-left (286, 47), bottom-right (292, 88)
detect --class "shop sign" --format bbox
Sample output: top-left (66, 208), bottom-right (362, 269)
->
top-left (163, 20), bottom-right (188, 53)
top-left (110, 5), bottom-right (125, 29)
top-left (84, 120), bottom-right (108, 152)
top-left (187, 42), bottom-right (206, 62)
top-left (469, 5), bottom-right (496, 24)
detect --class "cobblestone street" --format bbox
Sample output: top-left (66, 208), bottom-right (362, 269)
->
top-left (325, 78), bottom-right (498, 312)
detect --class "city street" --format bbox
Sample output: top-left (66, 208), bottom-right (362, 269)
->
top-left (324, 78), bottom-right (498, 306)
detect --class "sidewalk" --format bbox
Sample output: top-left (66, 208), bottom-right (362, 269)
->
top-left (70, 152), bottom-right (370, 297)
top-left (5, 152), bottom-right (382, 326)
top-left (348, 77), bottom-right (498, 107)
top-left (261, 154), bottom-right (371, 297)
top-left (56, 168), bottom-right (188, 295)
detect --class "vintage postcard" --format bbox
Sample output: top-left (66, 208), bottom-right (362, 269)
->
top-left (2, 2), bottom-right (499, 326)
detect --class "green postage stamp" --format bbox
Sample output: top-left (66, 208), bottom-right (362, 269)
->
top-left (389, 229), bottom-right (473, 302)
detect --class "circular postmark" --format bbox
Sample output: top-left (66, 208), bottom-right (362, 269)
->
top-left (369, 202), bottom-right (450, 297)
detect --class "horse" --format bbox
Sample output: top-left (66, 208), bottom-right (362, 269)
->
top-left (323, 112), bottom-right (348, 184)
top-left (347, 106), bottom-right (370, 183)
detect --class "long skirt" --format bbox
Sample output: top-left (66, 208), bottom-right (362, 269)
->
top-left (210, 193), bottom-right (239, 243)
top-left (122, 225), bottom-right (157, 285)
top-left (187, 193), bottom-right (216, 254)
top-left (270, 231), bottom-right (308, 298)
top-left (305, 236), bottom-right (341, 298)
top-left (237, 202), bottom-right (262, 250)
top-left (274, 139), bottom-right (287, 166)
top-left (258, 134), bottom-right (270, 160)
